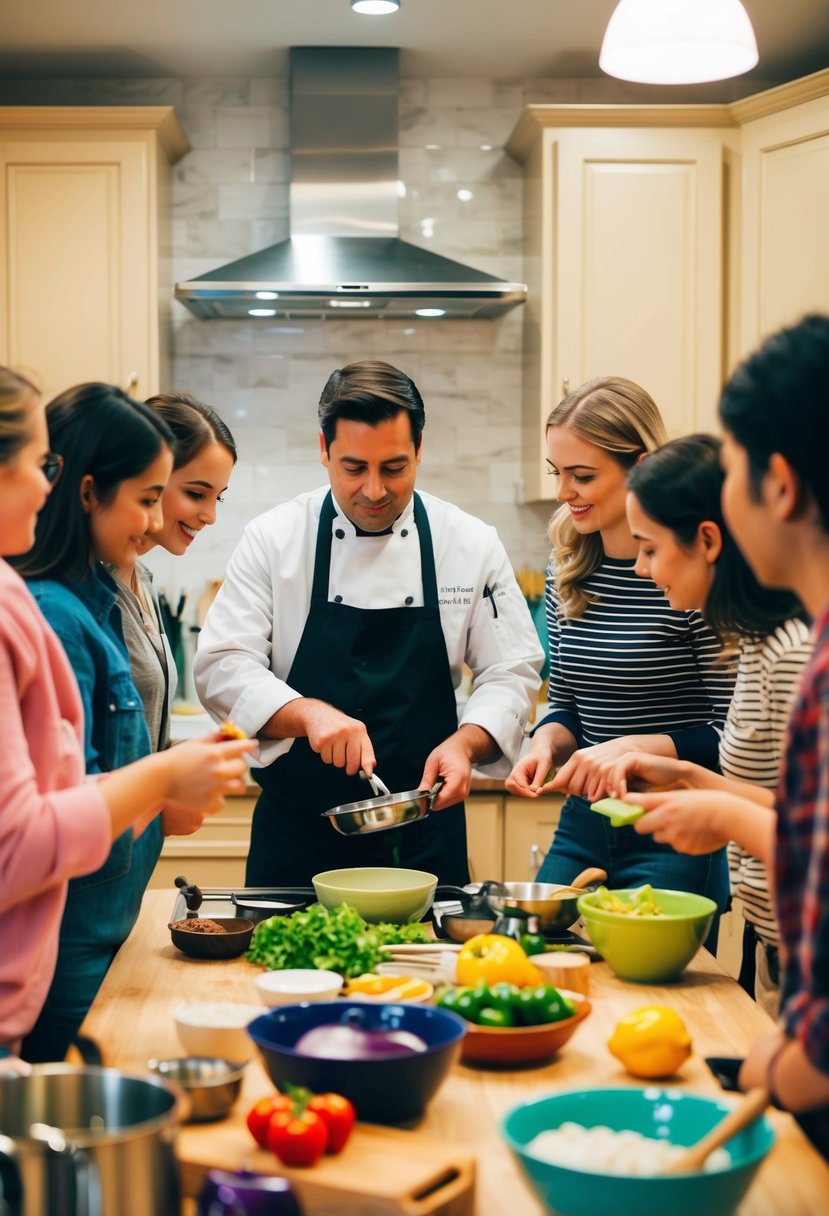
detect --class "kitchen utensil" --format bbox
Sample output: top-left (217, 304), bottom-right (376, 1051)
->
top-left (379, 944), bottom-right (460, 984)
top-left (321, 778), bottom-right (444, 836)
top-left (146, 1057), bottom-right (246, 1123)
top-left (360, 768), bottom-right (392, 798)
top-left (664, 1088), bottom-right (770, 1175)
top-left (196, 1168), bottom-right (305, 1216)
top-left (168, 916), bottom-right (254, 959)
top-left (231, 889), bottom-right (314, 922)
top-left (175, 873), bottom-right (204, 915)
top-left (460, 992), bottom-right (591, 1066)
top-left (247, 1002), bottom-right (466, 1124)
top-left (433, 878), bottom-right (499, 941)
top-left (577, 887), bottom-right (716, 983)
top-left (0, 1063), bottom-right (183, 1216)
top-left (501, 1087), bottom-right (775, 1216)
top-left (311, 866), bottom-right (438, 923)
top-left (484, 866), bottom-right (607, 934)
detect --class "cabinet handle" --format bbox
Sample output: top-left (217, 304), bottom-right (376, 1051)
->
top-left (530, 843), bottom-right (542, 871)
top-left (561, 377), bottom-right (570, 396)
top-left (125, 371), bottom-right (139, 392)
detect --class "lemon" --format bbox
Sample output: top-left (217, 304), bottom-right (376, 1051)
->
top-left (608, 1005), bottom-right (692, 1078)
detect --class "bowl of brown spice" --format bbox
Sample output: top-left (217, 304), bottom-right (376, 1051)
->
top-left (168, 916), bottom-right (255, 959)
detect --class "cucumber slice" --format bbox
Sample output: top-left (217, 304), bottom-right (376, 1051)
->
top-left (589, 796), bottom-right (645, 827)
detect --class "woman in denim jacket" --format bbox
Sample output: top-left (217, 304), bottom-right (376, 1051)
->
top-left (12, 383), bottom-right (222, 1061)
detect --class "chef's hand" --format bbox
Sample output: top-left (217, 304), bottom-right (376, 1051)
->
top-left (302, 700), bottom-right (376, 777)
top-left (419, 725), bottom-right (501, 810)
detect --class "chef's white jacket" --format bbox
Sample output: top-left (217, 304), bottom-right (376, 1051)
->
top-left (194, 486), bottom-right (544, 774)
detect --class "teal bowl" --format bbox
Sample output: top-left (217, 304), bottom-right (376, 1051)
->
top-left (502, 1087), bottom-right (775, 1216)
top-left (577, 888), bottom-right (717, 982)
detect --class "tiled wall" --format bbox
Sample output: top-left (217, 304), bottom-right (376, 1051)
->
top-left (1, 70), bottom-right (769, 624)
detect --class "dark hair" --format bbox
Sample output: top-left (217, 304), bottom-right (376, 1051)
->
top-left (144, 391), bottom-right (237, 468)
top-left (0, 366), bottom-right (40, 465)
top-left (627, 433), bottom-right (804, 639)
top-left (13, 383), bottom-right (174, 582)
top-left (719, 313), bottom-right (829, 532)
top-left (318, 360), bottom-right (425, 452)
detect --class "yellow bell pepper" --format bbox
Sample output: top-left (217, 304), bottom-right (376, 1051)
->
top-left (456, 934), bottom-right (543, 988)
top-left (607, 1005), bottom-right (692, 1078)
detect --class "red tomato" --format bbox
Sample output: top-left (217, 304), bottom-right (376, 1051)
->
top-left (307, 1092), bottom-right (357, 1154)
top-left (266, 1108), bottom-right (329, 1167)
top-left (245, 1094), bottom-right (291, 1149)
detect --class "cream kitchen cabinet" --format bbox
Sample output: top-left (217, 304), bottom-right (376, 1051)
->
top-left (502, 794), bottom-right (564, 883)
top-left (731, 71), bottom-right (829, 364)
top-left (0, 106), bottom-right (188, 401)
top-left (507, 107), bottom-right (738, 502)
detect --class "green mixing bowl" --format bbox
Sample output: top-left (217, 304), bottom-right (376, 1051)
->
top-left (577, 888), bottom-right (717, 982)
top-left (502, 1086), bottom-right (774, 1216)
top-left (312, 866), bottom-right (438, 924)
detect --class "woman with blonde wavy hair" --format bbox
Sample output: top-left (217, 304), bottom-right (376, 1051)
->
top-left (506, 376), bottom-right (737, 943)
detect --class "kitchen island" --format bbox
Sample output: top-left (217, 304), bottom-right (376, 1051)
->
top-left (81, 889), bottom-right (829, 1215)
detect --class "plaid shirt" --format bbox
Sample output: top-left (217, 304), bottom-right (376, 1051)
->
top-left (776, 601), bottom-right (829, 1107)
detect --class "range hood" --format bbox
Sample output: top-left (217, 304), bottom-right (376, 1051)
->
top-left (175, 47), bottom-right (526, 321)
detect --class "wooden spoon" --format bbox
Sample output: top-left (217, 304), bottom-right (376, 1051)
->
top-left (550, 866), bottom-right (608, 897)
top-left (664, 1087), bottom-right (770, 1175)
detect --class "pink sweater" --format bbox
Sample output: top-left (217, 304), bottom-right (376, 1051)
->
top-left (0, 559), bottom-right (111, 1042)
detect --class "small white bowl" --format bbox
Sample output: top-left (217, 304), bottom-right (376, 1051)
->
top-left (253, 969), bottom-right (344, 1007)
top-left (174, 1001), bottom-right (262, 1063)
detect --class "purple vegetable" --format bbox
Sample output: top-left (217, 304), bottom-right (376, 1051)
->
top-left (293, 1022), bottom-right (428, 1060)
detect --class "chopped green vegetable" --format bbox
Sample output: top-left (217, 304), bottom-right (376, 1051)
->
top-left (590, 797), bottom-right (645, 827)
top-left (246, 902), bottom-right (432, 978)
top-left (590, 884), bottom-right (663, 917)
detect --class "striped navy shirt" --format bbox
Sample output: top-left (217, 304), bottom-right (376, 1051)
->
top-left (538, 557), bottom-right (736, 769)
top-left (723, 618), bottom-right (813, 945)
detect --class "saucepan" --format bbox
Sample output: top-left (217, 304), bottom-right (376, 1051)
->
top-left (322, 775), bottom-right (445, 837)
top-left (484, 866), bottom-right (608, 934)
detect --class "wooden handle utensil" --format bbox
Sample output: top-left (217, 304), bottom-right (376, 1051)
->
top-left (664, 1087), bottom-right (770, 1174)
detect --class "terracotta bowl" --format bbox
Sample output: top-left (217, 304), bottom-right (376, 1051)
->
top-left (460, 994), bottom-right (591, 1066)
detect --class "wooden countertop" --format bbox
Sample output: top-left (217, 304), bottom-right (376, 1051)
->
top-left (81, 890), bottom-right (829, 1216)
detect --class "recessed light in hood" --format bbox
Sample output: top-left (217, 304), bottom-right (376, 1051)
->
top-left (175, 48), bottom-right (526, 322)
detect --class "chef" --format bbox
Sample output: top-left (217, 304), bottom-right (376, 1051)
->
top-left (194, 360), bottom-right (544, 886)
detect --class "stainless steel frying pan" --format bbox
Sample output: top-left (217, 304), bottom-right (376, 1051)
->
top-left (322, 778), bottom-right (445, 836)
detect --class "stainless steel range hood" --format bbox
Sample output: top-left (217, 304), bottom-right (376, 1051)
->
top-left (175, 47), bottom-right (526, 321)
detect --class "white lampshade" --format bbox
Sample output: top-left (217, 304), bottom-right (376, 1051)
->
top-left (599, 0), bottom-right (759, 85)
top-left (351, 0), bottom-right (400, 14)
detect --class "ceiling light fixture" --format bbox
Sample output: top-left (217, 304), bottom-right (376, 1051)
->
top-left (599, 0), bottom-right (758, 85)
top-left (351, 0), bottom-right (401, 15)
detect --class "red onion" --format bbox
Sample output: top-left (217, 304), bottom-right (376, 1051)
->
top-left (293, 1023), bottom-right (427, 1060)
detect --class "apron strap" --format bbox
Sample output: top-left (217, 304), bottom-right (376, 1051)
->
top-left (310, 491), bottom-right (336, 605)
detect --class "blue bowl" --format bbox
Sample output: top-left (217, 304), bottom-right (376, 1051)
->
top-left (247, 1001), bottom-right (466, 1124)
top-left (501, 1087), bottom-right (775, 1216)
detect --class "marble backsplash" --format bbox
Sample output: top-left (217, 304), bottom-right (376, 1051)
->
top-left (0, 69), bottom-right (769, 621)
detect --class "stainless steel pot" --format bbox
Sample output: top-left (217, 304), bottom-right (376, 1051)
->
top-left (321, 779), bottom-right (444, 836)
top-left (0, 1063), bottom-right (184, 1216)
top-left (484, 866), bottom-right (608, 934)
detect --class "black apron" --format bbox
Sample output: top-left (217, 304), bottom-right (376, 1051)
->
top-left (247, 491), bottom-right (469, 887)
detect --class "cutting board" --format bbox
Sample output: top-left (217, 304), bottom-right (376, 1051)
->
top-left (178, 1116), bottom-right (475, 1216)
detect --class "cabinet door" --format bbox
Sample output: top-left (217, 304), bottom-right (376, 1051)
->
top-left (524, 126), bottom-right (729, 500)
top-left (502, 795), bottom-right (564, 882)
top-left (0, 138), bottom-right (155, 400)
top-left (738, 97), bottom-right (829, 359)
top-left (465, 796), bottom-right (503, 882)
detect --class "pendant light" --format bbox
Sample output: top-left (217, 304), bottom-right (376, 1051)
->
top-left (599, 0), bottom-right (759, 85)
top-left (351, 0), bottom-right (401, 14)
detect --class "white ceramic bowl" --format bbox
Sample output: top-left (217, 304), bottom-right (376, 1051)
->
top-left (253, 969), bottom-right (344, 1007)
top-left (174, 1001), bottom-right (262, 1063)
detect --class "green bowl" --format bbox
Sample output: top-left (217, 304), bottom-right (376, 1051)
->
top-left (312, 866), bottom-right (438, 924)
top-left (577, 888), bottom-right (716, 982)
top-left (502, 1087), bottom-right (774, 1216)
